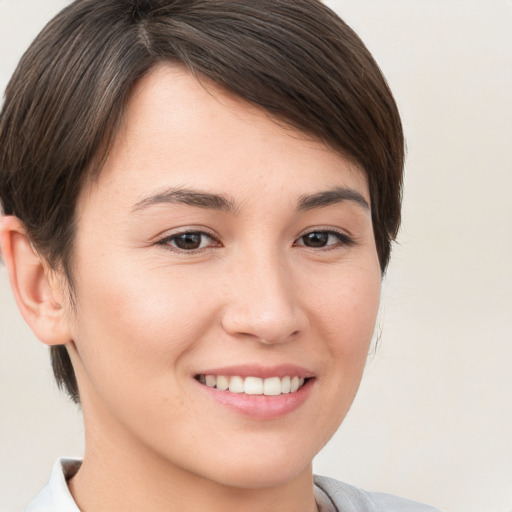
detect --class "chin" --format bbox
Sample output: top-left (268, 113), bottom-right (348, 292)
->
top-left (206, 461), bottom-right (312, 491)
top-left (189, 441), bottom-right (315, 490)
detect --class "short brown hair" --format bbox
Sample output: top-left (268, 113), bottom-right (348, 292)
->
top-left (0, 0), bottom-right (404, 403)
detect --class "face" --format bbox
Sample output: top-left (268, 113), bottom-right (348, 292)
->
top-left (65, 65), bottom-right (381, 489)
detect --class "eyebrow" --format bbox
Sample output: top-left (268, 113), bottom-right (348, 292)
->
top-left (297, 187), bottom-right (370, 211)
top-left (131, 185), bottom-right (369, 214)
top-left (132, 187), bottom-right (236, 213)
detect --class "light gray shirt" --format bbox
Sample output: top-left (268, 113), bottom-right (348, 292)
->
top-left (25, 459), bottom-right (442, 511)
top-left (313, 475), bottom-right (442, 512)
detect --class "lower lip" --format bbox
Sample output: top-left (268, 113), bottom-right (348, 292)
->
top-left (196, 379), bottom-right (314, 420)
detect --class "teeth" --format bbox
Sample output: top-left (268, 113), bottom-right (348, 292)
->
top-left (229, 376), bottom-right (244, 393)
top-left (217, 375), bottom-right (229, 391)
top-left (263, 377), bottom-right (282, 396)
top-left (198, 374), bottom-right (308, 395)
top-left (244, 377), bottom-right (263, 395)
top-left (281, 376), bottom-right (291, 394)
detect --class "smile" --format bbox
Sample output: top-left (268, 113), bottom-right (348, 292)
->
top-left (196, 374), bottom-right (307, 395)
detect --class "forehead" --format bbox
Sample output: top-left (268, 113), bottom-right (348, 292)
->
top-left (78, 64), bottom-right (369, 212)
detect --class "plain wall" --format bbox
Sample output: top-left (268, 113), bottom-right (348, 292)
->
top-left (1, 1), bottom-right (511, 511)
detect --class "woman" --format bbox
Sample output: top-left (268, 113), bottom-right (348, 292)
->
top-left (0, 1), bottom-right (440, 510)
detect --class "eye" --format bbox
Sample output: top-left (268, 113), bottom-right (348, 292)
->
top-left (295, 229), bottom-right (353, 249)
top-left (157, 230), bottom-right (219, 252)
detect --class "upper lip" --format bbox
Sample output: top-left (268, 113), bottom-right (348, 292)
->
top-left (195, 364), bottom-right (315, 379)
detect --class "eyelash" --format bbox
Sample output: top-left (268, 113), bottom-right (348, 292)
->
top-left (156, 228), bottom-right (354, 254)
top-left (294, 229), bottom-right (355, 250)
top-left (156, 230), bottom-right (220, 253)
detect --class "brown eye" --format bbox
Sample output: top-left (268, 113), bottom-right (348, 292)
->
top-left (301, 232), bottom-right (330, 248)
top-left (296, 230), bottom-right (354, 249)
top-left (173, 232), bottom-right (203, 250)
top-left (159, 231), bottom-right (217, 252)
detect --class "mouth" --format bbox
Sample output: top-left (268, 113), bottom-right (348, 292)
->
top-left (195, 374), bottom-right (310, 396)
top-left (193, 365), bottom-right (315, 419)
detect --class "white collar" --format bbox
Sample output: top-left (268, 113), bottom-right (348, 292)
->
top-left (25, 459), bottom-right (82, 512)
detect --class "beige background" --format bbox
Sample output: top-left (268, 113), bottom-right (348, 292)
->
top-left (1, 1), bottom-right (511, 511)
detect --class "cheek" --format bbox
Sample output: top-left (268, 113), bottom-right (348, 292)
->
top-left (287, 261), bottom-right (381, 452)
top-left (309, 262), bottom-right (381, 395)
top-left (69, 258), bottom-right (220, 399)
top-left (310, 261), bottom-right (381, 347)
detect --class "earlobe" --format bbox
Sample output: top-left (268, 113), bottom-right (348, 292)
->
top-left (0, 215), bottom-right (72, 346)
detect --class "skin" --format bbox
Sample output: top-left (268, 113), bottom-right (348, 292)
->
top-left (1, 64), bottom-right (382, 512)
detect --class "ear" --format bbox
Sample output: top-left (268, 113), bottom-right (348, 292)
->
top-left (0, 216), bottom-right (72, 346)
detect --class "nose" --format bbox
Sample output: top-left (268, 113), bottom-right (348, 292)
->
top-left (220, 249), bottom-right (308, 345)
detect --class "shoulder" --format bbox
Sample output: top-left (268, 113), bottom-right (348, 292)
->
top-left (314, 475), bottom-right (443, 512)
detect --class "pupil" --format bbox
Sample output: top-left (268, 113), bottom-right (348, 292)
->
top-left (303, 232), bottom-right (328, 247)
top-left (175, 233), bottom-right (201, 250)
